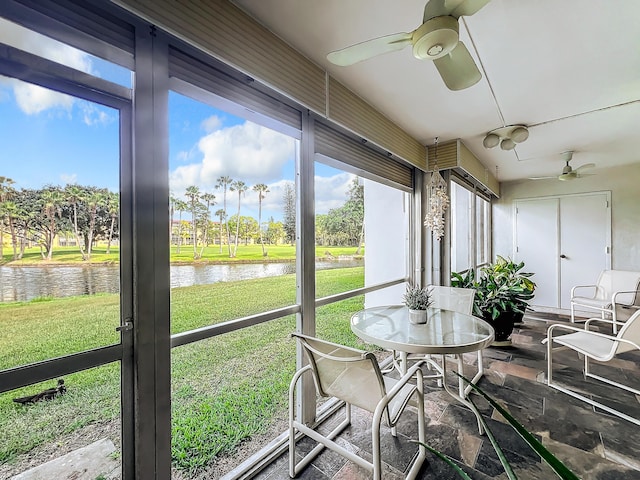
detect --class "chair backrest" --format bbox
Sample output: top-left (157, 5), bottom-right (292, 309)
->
top-left (596, 270), bottom-right (640, 305)
top-left (430, 286), bottom-right (475, 315)
top-left (614, 308), bottom-right (640, 356)
top-left (292, 333), bottom-right (387, 415)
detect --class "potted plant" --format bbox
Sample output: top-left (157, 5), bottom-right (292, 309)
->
top-left (403, 284), bottom-right (433, 324)
top-left (452, 257), bottom-right (536, 345)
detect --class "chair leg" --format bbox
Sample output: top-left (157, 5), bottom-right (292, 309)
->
top-left (406, 370), bottom-right (427, 480)
top-left (372, 416), bottom-right (382, 480)
top-left (546, 337), bottom-right (554, 386)
top-left (570, 302), bottom-right (576, 323)
top-left (583, 352), bottom-right (590, 379)
top-left (457, 355), bottom-right (465, 398)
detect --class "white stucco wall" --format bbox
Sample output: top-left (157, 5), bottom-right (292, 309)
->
top-left (493, 162), bottom-right (640, 270)
top-left (363, 179), bottom-right (408, 307)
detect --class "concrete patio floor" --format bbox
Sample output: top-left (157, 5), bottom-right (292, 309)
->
top-left (256, 312), bottom-right (640, 479)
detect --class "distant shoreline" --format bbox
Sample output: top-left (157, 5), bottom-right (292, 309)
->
top-left (0, 255), bottom-right (364, 267)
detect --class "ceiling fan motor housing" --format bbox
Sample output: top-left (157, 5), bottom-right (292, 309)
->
top-left (412, 16), bottom-right (459, 60)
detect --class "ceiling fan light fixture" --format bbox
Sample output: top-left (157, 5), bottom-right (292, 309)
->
top-left (483, 124), bottom-right (530, 150)
top-left (483, 133), bottom-right (500, 148)
top-left (500, 138), bottom-right (516, 150)
top-left (511, 126), bottom-right (529, 143)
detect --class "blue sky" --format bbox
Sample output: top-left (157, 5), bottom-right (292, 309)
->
top-left (0, 18), bottom-right (353, 222)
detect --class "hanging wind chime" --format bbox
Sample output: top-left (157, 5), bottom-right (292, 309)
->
top-left (424, 137), bottom-right (449, 240)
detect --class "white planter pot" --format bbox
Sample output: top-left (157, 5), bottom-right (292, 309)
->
top-left (408, 308), bottom-right (428, 324)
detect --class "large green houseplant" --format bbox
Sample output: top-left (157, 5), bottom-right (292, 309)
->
top-left (452, 256), bottom-right (536, 345)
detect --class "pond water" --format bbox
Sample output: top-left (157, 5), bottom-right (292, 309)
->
top-left (0, 259), bottom-right (363, 302)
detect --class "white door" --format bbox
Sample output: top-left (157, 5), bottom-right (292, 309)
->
top-left (559, 194), bottom-right (611, 308)
top-left (515, 198), bottom-right (559, 307)
top-left (514, 193), bottom-right (611, 309)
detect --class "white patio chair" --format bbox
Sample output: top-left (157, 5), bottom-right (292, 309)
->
top-left (544, 309), bottom-right (640, 426)
top-left (430, 285), bottom-right (475, 315)
top-left (430, 286), bottom-right (482, 396)
top-left (570, 269), bottom-right (640, 333)
top-left (289, 333), bottom-right (426, 480)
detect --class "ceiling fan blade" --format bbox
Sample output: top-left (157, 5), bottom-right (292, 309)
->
top-left (423, 0), bottom-right (449, 21)
top-left (423, 0), bottom-right (490, 21)
top-left (574, 163), bottom-right (596, 173)
top-left (326, 32), bottom-right (413, 66)
top-left (433, 41), bottom-right (481, 90)
top-left (558, 172), bottom-right (577, 181)
top-left (529, 176), bottom-right (557, 180)
top-left (451, 0), bottom-right (492, 18)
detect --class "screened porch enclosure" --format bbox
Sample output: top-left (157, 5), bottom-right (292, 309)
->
top-left (2, 1), bottom-right (639, 479)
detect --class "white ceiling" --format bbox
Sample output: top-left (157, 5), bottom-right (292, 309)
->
top-left (233, 0), bottom-right (640, 182)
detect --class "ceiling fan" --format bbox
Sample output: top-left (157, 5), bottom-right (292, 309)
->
top-left (326, 0), bottom-right (491, 91)
top-left (529, 151), bottom-right (596, 181)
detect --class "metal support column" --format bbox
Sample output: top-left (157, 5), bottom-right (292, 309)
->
top-left (132, 25), bottom-right (171, 479)
top-left (296, 111), bottom-right (317, 424)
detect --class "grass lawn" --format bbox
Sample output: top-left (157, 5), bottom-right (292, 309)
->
top-left (0, 267), bottom-right (369, 475)
top-left (1, 244), bottom-right (363, 265)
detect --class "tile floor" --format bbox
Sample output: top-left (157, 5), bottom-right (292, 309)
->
top-left (256, 312), bottom-right (640, 479)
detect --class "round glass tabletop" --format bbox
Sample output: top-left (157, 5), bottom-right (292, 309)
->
top-left (351, 305), bottom-right (495, 354)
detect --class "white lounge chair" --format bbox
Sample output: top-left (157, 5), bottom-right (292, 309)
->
top-left (289, 333), bottom-right (426, 480)
top-left (570, 269), bottom-right (640, 333)
top-left (545, 309), bottom-right (640, 426)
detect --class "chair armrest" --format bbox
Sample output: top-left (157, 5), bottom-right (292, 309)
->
top-left (612, 289), bottom-right (640, 307)
top-left (545, 323), bottom-right (589, 340)
top-left (571, 284), bottom-right (598, 298)
top-left (585, 317), bottom-right (615, 330)
top-left (545, 323), bottom-right (640, 350)
top-left (383, 361), bottom-right (425, 401)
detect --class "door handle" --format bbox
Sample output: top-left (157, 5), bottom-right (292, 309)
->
top-left (560, 254), bottom-right (567, 259)
top-left (116, 321), bottom-right (133, 332)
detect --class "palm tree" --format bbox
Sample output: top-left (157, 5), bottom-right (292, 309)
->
top-left (0, 200), bottom-right (19, 260)
top-left (169, 194), bottom-right (177, 247)
top-left (253, 183), bottom-right (269, 256)
top-left (185, 185), bottom-right (201, 258)
top-left (86, 190), bottom-right (106, 260)
top-left (215, 176), bottom-right (233, 257)
top-left (174, 199), bottom-right (188, 254)
top-left (65, 184), bottom-right (87, 260)
top-left (199, 192), bottom-right (216, 258)
top-left (105, 191), bottom-right (119, 255)
top-left (0, 176), bottom-right (16, 260)
top-left (40, 187), bottom-right (64, 260)
top-left (214, 208), bottom-right (226, 253)
top-left (230, 180), bottom-right (248, 257)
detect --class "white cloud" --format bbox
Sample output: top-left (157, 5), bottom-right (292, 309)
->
top-left (60, 173), bottom-right (78, 185)
top-left (80, 102), bottom-right (114, 126)
top-left (314, 172), bottom-right (355, 214)
top-left (176, 151), bottom-right (191, 162)
top-left (13, 82), bottom-right (74, 115)
top-left (0, 17), bottom-right (94, 115)
top-left (169, 121), bottom-right (295, 193)
top-left (201, 115), bottom-right (222, 132)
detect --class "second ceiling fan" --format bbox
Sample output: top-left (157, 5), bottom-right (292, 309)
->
top-left (326, 0), bottom-right (491, 91)
top-left (529, 151), bottom-right (596, 181)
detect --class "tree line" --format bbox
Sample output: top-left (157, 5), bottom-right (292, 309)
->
top-left (0, 176), bottom-right (118, 261)
top-left (170, 177), bottom-right (296, 259)
top-left (0, 174), bottom-right (364, 262)
top-left (171, 176), bottom-right (364, 259)
top-left (316, 178), bottom-right (364, 252)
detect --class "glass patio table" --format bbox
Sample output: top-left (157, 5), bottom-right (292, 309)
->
top-left (351, 304), bottom-right (494, 432)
